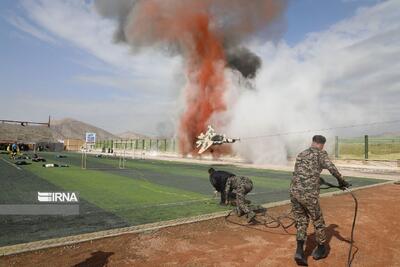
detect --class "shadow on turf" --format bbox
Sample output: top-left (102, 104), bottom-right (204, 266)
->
top-left (72, 251), bottom-right (114, 267)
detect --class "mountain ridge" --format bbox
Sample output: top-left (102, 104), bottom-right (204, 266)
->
top-left (0, 118), bottom-right (146, 142)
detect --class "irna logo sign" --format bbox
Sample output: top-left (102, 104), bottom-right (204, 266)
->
top-left (38, 192), bottom-right (79, 203)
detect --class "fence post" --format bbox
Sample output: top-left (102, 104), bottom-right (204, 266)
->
top-left (364, 135), bottom-right (369, 160)
top-left (335, 136), bottom-right (339, 159)
top-left (164, 139), bottom-right (167, 152)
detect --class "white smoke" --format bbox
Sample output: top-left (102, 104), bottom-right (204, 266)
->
top-left (226, 0), bottom-right (400, 164)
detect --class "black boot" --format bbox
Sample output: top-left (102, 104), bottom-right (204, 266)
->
top-left (312, 244), bottom-right (327, 260)
top-left (294, 240), bottom-right (308, 266)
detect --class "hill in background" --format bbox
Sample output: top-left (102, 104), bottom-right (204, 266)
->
top-left (0, 118), bottom-right (127, 143)
top-left (51, 118), bottom-right (117, 141)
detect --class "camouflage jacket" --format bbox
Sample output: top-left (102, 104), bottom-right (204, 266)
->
top-left (290, 147), bottom-right (343, 197)
top-left (224, 176), bottom-right (252, 196)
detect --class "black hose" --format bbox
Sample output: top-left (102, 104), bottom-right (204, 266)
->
top-left (343, 187), bottom-right (358, 267)
top-left (224, 208), bottom-right (295, 234)
top-left (259, 209), bottom-right (296, 233)
top-left (320, 179), bottom-right (358, 267)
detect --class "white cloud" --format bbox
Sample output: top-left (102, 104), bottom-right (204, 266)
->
top-left (4, 14), bottom-right (58, 44)
top-left (228, 0), bottom-right (400, 163)
top-left (17, 0), bottom-right (180, 76)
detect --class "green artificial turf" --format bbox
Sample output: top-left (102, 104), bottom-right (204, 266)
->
top-left (0, 151), bottom-right (388, 246)
top-left (25, 163), bottom-right (225, 224)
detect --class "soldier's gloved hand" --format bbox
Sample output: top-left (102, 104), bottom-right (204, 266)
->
top-left (339, 180), bottom-right (351, 189)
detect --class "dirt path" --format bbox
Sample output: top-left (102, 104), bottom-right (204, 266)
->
top-left (1, 184), bottom-right (399, 267)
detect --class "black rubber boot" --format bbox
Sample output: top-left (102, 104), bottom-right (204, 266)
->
top-left (312, 244), bottom-right (327, 260)
top-left (294, 240), bottom-right (308, 266)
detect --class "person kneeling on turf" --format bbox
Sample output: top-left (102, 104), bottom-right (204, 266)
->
top-left (224, 175), bottom-right (256, 223)
top-left (208, 168), bottom-right (237, 205)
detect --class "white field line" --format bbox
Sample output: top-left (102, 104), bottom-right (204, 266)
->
top-left (117, 191), bottom-right (288, 210)
top-left (1, 158), bottom-right (22, 171)
top-left (127, 198), bottom-right (217, 209)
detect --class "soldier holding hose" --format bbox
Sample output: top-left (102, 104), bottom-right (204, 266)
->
top-left (290, 135), bottom-right (350, 266)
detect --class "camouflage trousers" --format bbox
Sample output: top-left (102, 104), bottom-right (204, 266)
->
top-left (235, 177), bottom-right (253, 214)
top-left (290, 194), bottom-right (326, 245)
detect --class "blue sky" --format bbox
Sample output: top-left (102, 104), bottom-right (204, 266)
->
top-left (284, 0), bottom-right (381, 44)
top-left (0, 0), bottom-right (398, 136)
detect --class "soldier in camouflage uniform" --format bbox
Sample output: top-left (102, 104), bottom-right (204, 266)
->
top-left (290, 135), bottom-right (349, 266)
top-left (224, 175), bottom-right (256, 223)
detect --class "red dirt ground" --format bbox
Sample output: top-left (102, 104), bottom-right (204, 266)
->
top-left (1, 184), bottom-right (399, 267)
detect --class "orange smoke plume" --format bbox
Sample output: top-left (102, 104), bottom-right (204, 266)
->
top-left (177, 14), bottom-right (227, 154)
top-left (96, 0), bottom-right (287, 155)
top-left (127, 1), bottom-right (230, 154)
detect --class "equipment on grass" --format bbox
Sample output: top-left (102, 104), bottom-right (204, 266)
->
top-left (43, 163), bottom-right (58, 168)
top-left (32, 154), bottom-right (46, 162)
top-left (32, 158), bottom-right (46, 162)
top-left (15, 155), bottom-right (30, 160)
top-left (15, 160), bottom-right (30, 166)
top-left (42, 163), bottom-right (69, 168)
top-left (196, 125), bottom-right (239, 154)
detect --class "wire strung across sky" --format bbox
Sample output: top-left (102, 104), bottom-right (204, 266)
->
top-left (240, 119), bottom-right (400, 140)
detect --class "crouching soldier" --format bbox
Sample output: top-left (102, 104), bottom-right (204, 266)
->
top-left (224, 175), bottom-right (256, 223)
top-left (291, 135), bottom-right (350, 266)
top-left (208, 168), bottom-right (235, 205)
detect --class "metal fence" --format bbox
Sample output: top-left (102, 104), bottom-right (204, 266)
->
top-left (95, 139), bottom-right (178, 153)
top-left (335, 135), bottom-right (400, 160)
top-left (95, 135), bottom-right (400, 161)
